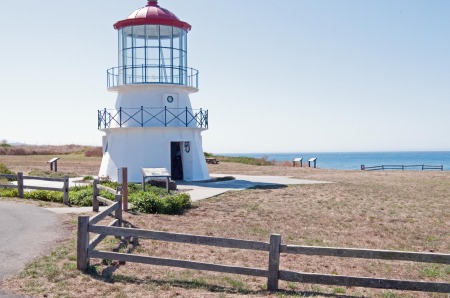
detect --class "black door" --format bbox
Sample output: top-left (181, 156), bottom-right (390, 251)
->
top-left (171, 142), bottom-right (183, 180)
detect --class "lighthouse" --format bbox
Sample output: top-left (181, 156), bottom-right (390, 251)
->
top-left (98, 0), bottom-right (210, 182)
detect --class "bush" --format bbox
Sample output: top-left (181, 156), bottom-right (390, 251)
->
top-left (24, 190), bottom-right (63, 203)
top-left (69, 186), bottom-right (94, 206)
top-left (0, 188), bottom-right (19, 197)
top-left (0, 163), bottom-right (16, 181)
top-left (130, 191), bottom-right (191, 215)
top-left (204, 152), bottom-right (214, 158)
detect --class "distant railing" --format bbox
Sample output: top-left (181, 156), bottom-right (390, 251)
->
top-left (361, 165), bottom-right (444, 171)
top-left (107, 65), bottom-right (199, 89)
top-left (98, 107), bottom-right (208, 130)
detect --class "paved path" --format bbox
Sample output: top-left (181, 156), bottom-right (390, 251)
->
top-left (178, 174), bottom-right (331, 201)
top-left (0, 201), bottom-right (64, 298)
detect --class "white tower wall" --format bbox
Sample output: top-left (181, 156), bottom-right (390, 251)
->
top-left (99, 126), bottom-right (209, 182)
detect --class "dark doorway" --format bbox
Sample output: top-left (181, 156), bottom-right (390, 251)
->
top-left (171, 142), bottom-right (183, 180)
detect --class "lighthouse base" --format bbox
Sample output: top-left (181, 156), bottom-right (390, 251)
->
top-left (99, 127), bottom-right (210, 183)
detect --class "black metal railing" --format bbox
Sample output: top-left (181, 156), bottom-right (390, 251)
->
top-left (98, 107), bottom-right (208, 130)
top-left (361, 164), bottom-right (444, 171)
top-left (107, 65), bottom-right (199, 89)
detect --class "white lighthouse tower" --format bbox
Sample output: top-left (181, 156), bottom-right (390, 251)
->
top-left (98, 0), bottom-right (210, 182)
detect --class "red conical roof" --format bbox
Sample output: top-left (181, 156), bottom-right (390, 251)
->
top-left (114, 0), bottom-right (191, 31)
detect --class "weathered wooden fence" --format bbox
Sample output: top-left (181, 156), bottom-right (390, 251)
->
top-left (0, 172), bottom-right (69, 204)
top-left (361, 164), bottom-right (444, 171)
top-left (77, 202), bottom-right (450, 293)
top-left (78, 182), bottom-right (122, 271)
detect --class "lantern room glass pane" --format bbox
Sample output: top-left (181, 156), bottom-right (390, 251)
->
top-left (117, 24), bottom-right (189, 85)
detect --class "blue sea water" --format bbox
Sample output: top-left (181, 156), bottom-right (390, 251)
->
top-left (219, 151), bottom-right (450, 171)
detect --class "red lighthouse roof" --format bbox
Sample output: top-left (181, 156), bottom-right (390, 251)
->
top-left (114, 0), bottom-right (191, 31)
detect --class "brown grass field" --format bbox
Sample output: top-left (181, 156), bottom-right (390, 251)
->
top-left (0, 154), bottom-right (449, 298)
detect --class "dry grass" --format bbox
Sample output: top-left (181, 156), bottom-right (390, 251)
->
top-left (1, 159), bottom-right (449, 297)
top-left (0, 144), bottom-right (100, 156)
top-left (0, 154), bottom-right (101, 177)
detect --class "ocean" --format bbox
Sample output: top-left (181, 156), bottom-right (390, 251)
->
top-left (218, 151), bottom-right (450, 171)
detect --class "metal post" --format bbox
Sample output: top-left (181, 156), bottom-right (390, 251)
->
top-left (104, 108), bottom-right (107, 128)
top-left (141, 106), bottom-right (144, 127)
top-left (186, 107), bottom-right (188, 127)
top-left (119, 107), bottom-right (122, 127)
top-left (164, 106), bottom-right (167, 126)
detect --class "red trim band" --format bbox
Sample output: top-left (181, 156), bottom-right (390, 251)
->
top-left (114, 18), bottom-right (191, 31)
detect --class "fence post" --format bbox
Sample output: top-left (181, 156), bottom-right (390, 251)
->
top-left (77, 216), bottom-right (90, 271)
top-left (122, 168), bottom-right (128, 211)
top-left (93, 179), bottom-right (99, 212)
top-left (267, 234), bottom-right (281, 291)
top-left (115, 193), bottom-right (123, 225)
top-left (63, 176), bottom-right (69, 205)
top-left (17, 172), bottom-right (24, 198)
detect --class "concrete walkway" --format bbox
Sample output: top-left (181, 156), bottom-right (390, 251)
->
top-left (179, 174), bottom-right (331, 201)
top-left (12, 174), bottom-right (330, 213)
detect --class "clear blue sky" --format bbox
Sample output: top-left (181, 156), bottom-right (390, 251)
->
top-left (1, 0), bottom-right (449, 153)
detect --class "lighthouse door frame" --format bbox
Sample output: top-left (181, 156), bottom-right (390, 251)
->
top-left (170, 142), bottom-right (184, 180)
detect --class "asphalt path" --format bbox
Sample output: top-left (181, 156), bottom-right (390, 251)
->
top-left (0, 201), bottom-right (64, 297)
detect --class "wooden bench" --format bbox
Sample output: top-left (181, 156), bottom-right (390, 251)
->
top-left (206, 158), bottom-right (219, 164)
top-left (47, 157), bottom-right (60, 172)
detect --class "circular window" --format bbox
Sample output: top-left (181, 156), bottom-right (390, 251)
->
top-left (167, 96), bottom-right (174, 103)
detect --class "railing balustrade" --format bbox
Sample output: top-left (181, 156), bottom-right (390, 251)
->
top-left (107, 65), bottom-right (199, 89)
top-left (98, 107), bottom-right (208, 130)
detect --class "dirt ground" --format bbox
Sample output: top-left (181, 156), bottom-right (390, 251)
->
top-left (0, 156), bottom-right (449, 297)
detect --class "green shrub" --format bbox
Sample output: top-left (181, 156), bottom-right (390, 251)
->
top-left (130, 191), bottom-right (191, 215)
top-left (0, 188), bottom-right (19, 197)
top-left (0, 163), bottom-right (16, 181)
top-left (24, 190), bottom-right (63, 203)
top-left (69, 186), bottom-right (93, 206)
top-left (82, 176), bottom-right (94, 181)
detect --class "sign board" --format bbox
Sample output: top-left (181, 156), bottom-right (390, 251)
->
top-left (141, 168), bottom-right (171, 193)
top-left (141, 168), bottom-right (170, 177)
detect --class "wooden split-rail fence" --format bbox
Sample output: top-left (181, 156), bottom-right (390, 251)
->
top-left (0, 172), bottom-right (69, 204)
top-left (77, 189), bottom-right (450, 294)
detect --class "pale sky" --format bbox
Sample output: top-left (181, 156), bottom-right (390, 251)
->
top-left (1, 0), bottom-right (449, 153)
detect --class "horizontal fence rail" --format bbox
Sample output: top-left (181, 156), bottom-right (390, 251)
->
top-left (77, 184), bottom-right (123, 271)
top-left (98, 107), bottom-right (208, 130)
top-left (107, 65), bottom-right (199, 89)
top-left (361, 164), bottom-right (443, 171)
top-left (0, 172), bottom-right (69, 204)
top-left (78, 215), bottom-right (450, 294)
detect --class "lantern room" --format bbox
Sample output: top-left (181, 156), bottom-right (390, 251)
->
top-left (107, 0), bottom-right (198, 89)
